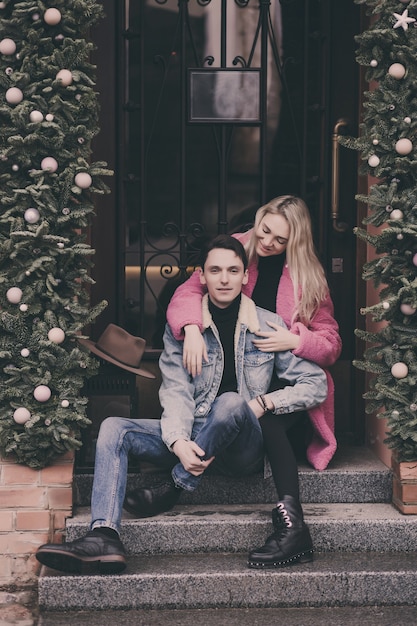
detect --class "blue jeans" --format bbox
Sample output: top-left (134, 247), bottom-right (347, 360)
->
top-left (91, 392), bottom-right (264, 533)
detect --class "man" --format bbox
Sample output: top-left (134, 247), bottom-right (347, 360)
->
top-left (36, 235), bottom-right (327, 575)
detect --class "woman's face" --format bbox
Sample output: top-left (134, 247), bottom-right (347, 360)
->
top-left (254, 213), bottom-right (290, 257)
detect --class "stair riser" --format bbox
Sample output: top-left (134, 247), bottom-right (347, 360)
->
top-left (38, 570), bottom-right (417, 611)
top-left (65, 518), bottom-right (417, 554)
top-left (73, 471), bottom-right (392, 506)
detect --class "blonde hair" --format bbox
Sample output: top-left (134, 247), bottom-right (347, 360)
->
top-left (244, 195), bottom-right (329, 324)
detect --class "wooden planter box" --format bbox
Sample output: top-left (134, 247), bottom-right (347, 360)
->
top-left (392, 455), bottom-right (417, 514)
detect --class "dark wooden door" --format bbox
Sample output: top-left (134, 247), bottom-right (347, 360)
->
top-left (90, 0), bottom-right (362, 441)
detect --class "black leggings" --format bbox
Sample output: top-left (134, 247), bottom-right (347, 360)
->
top-left (259, 411), bottom-right (308, 501)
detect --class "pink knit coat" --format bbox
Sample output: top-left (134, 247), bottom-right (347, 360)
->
top-left (166, 231), bottom-right (342, 470)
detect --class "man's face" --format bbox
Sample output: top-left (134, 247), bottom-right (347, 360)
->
top-left (200, 248), bottom-right (248, 309)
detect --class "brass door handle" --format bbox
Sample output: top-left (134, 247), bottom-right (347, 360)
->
top-left (331, 118), bottom-right (350, 233)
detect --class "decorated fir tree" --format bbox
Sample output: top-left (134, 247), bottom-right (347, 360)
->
top-left (0, 1), bottom-right (110, 468)
top-left (341, 0), bottom-right (417, 461)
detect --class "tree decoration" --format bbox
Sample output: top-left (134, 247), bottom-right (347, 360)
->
top-left (340, 0), bottom-right (417, 461)
top-left (0, 1), bottom-right (111, 469)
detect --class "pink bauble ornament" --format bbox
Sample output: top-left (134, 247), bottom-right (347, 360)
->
top-left (41, 157), bottom-right (58, 172)
top-left (24, 208), bottom-right (40, 224)
top-left (44, 8), bottom-right (61, 25)
top-left (400, 303), bottom-right (416, 315)
top-left (33, 385), bottom-right (51, 402)
top-left (19, 304), bottom-right (28, 312)
top-left (368, 155), bottom-right (380, 167)
top-left (370, 60), bottom-right (378, 67)
top-left (48, 327), bottom-right (65, 344)
top-left (13, 407), bottom-right (31, 424)
top-left (5, 87), bottom-right (23, 104)
top-left (56, 69), bottom-right (73, 86)
top-left (29, 110), bottom-right (43, 123)
top-left (61, 400), bottom-right (69, 408)
top-left (6, 287), bottom-right (23, 303)
top-left (45, 113), bottom-right (54, 122)
top-left (390, 209), bottom-right (403, 220)
top-left (388, 63), bottom-right (406, 79)
top-left (20, 348), bottom-right (30, 357)
top-left (404, 117), bottom-right (412, 124)
top-left (391, 362), bottom-right (409, 379)
top-left (0, 38), bottom-right (16, 55)
top-left (395, 138), bottom-right (413, 155)
top-left (74, 172), bottom-right (92, 189)
top-left (413, 253), bottom-right (417, 266)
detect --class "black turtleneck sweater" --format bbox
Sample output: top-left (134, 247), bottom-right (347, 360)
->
top-left (208, 294), bottom-right (241, 396)
top-left (251, 253), bottom-right (285, 312)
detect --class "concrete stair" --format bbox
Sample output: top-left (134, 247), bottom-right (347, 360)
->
top-left (37, 445), bottom-right (417, 614)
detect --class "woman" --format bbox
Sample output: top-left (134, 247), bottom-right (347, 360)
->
top-left (166, 195), bottom-right (342, 567)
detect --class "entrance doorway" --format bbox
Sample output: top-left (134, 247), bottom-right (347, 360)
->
top-left (90, 0), bottom-right (362, 443)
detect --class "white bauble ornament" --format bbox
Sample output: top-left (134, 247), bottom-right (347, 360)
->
top-left (0, 38), bottom-right (16, 55)
top-left (29, 110), bottom-right (43, 123)
top-left (13, 407), bottom-right (31, 424)
top-left (388, 63), bottom-right (406, 79)
top-left (395, 138), bottom-right (413, 155)
top-left (41, 156), bottom-right (58, 172)
top-left (372, 139), bottom-right (379, 145)
top-left (6, 87), bottom-right (23, 104)
top-left (404, 117), bottom-right (412, 124)
top-left (391, 362), bottom-right (409, 379)
top-left (368, 155), bottom-right (380, 167)
top-left (390, 209), bottom-right (403, 220)
top-left (370, 59), bottom-right (378, 67)
top-left (48, 327), bottom-right (65, 344)
top-left (400, 303), bottom-right (416, 315)
top-left (382, 301), bottom-right (390, 310)
top-left (0, 3), bottom-right (6, 8)
top-left (24, 208), bottom-right (40, 224)
top-left (12, 164), bottom-right (19, 171)
top-left (44, 8), bottom-right (61, 25)
top-left (61, 400), bottom-right (69, 408)
top-left (6, 287), bottom-right (23, 303)
top-left (20, 348), bottom-right (30, 357)
top-left (19, 304), bottom-right (28, 312)
top-left (45, 113), bottom-right (54, 122)
top-left (74, 172), bottom-right (92, 189)
top-left (34, 385), bottom-right (51, 402)
top-left (56, 69), bottom-right (73, 86)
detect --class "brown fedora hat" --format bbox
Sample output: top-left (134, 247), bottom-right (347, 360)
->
top-left (78, 323), bottom-right (155, 378)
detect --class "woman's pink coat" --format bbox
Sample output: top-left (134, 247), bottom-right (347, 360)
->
top-left (166, 231), bottom-right (342, 470)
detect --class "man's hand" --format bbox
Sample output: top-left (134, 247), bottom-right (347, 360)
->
top-left (172, 439), bottom-right (214, 476)
top-left (183, 325), bottom-right (208, 377)
top-left (252, 321), bottom-right (301, 352)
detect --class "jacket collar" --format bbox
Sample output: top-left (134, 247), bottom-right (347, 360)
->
top-left (202, 293), bottom-right (260, 333)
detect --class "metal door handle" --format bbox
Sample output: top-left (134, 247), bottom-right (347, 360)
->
top-left (331, 118), bottom-right (349, 233)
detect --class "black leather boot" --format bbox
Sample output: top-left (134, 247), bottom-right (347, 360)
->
top-left (124, 478), bottom-right (182, 518)
top-left (247, 495), bottom-right (314, 568)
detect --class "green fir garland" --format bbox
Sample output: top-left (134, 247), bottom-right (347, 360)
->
top-left (341, 0), bottom-right (417, 461)
top-left (0, 1), bottom-right (110, 468)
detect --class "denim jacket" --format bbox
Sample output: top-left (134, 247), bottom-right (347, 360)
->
top-left (159, 294), bottom-right (328, 449)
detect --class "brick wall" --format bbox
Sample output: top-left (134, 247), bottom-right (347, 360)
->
top-left (0, 452), bottom-right (74, 586)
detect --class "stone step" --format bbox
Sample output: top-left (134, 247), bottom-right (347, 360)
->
top-left (38, 551), bottom-right (417, 611)
top-left (66, 503), bottom-right (417, 554)
top-left (37, 604), bottom-right (417, 626)
top-left (73, 445), bottom-right (392, 506)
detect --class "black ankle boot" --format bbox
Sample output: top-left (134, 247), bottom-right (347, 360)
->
top-left (123, 478), bottom-right (182, 518)
top-left (247, 495), bottom-right (314, 568)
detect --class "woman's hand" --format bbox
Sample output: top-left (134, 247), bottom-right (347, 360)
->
top-left (183, 324), bottom-right (208, 376)
top-left (252, 321), bottom-right (301, 352)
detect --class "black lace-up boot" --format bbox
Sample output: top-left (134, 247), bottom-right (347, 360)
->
top-left (247, 495), bottom-right (314, 568)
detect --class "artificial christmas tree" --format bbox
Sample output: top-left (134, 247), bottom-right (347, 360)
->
top-left (341, 0), bottom-right (417, 474)
top-left (0, 1), bottom-right (110, 469)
